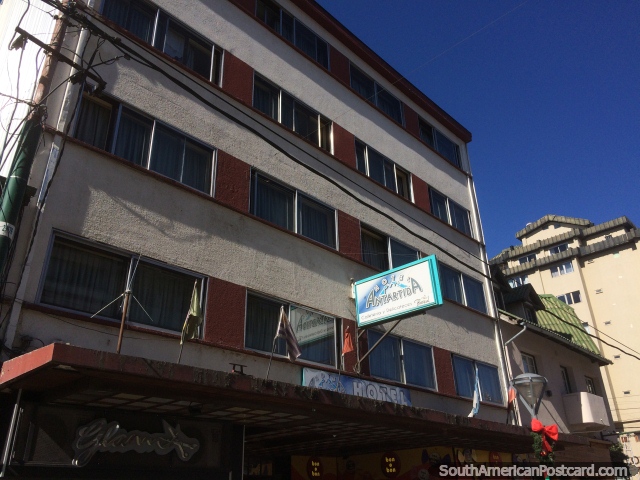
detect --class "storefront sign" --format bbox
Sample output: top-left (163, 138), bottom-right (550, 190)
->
top-left (303, 368), bottom-right (411, 406)
top-left (290, 306), bottom-right (334, 345)
top-left (354, 256), bottom-right (442, 327)
top-left (72, 418), bottom-right (200, 467)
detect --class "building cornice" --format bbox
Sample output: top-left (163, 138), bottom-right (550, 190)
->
top-left (497, 230), bottom-right (639, 276)
top-left (491, 216), bottom-right (638, 265)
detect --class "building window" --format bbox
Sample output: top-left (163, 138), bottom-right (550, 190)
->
top-left (368, 331), bottom-right (435, 389)
top-left (548, 243), bottom-right (569, 255)
top-left (102, 0), bottom-right (222, 84)
top-left (349, 64), bottom-right (403, 125)
top-left (40, 236), bottom-right (204, 333)
top-left (256, 0), bottom-right (329, 69)
top-left (452, 355), bottom-right (503, 404)
top-left (418, 118), bottom-right (461, 168)
top-left (508, 275), bottom-right (529, 288)
top-left (585, 376), bottom-right (596, 395)
top-left (550, 261), bottom-right (574, 277)
top-left (518, 253), bottom-right (536, 265)
top-left (560, 366), bottom-right (571, 394)
top-left (253, 75), bottom-right (332, 152)
top-left (355, 140), bottom-right (411, 199)
top-left (360, 227), bottom-right (419, 271)
top-left (439, 265), bottom-right (487, 314)
top-left (557, 290), bottom-right (581, 305)
top-left (250, 171), bottom-right (336, 248)
top-left (74, 95), bottom-right (214, 194)
top-left (429, 189), bottom-right (472, 236)
top-left (245, 293), bottom-right (336, 366)
top-left (521, 353), bottom-right (537, 374)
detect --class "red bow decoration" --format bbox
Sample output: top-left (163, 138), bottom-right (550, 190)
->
top-left (531, 419), bottom-right (559, 455)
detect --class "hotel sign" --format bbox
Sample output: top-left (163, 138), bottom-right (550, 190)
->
top-left (303, 368), bottom-right (411, 406)
top-left (354, 255), bottom-right (442, 327)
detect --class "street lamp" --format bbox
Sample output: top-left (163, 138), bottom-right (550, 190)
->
top-left (512, 373), bottom-right (547, 419)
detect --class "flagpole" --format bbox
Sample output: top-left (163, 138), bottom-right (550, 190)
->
top-left (177, 308), bottom-right (190, 364)
top-left (265, 336), bottom-right (278, 380)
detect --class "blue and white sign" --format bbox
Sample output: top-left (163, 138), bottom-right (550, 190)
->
top-left (354, 255), bottom-right (442, 327)
top-left (303, 368), bottom-right (411, 406)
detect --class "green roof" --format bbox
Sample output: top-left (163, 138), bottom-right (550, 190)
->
top-left (536, 295), bottom-right (600, 355)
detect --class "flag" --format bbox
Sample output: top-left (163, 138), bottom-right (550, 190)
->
top-left (506, 385), bottom-right (517, 424)
top-left (180, 281), bottom-right (202, 345)
top-left (276, 306), bottom-right (301, 361)
top-left (468, 365), bottom-right (480, 418)
top-left (342, 325), bottom-right (355, 356)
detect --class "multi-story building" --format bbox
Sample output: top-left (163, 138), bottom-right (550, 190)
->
top-left (0, 1), bottom-right (614, 477)
top-left (491, 215), bottom-right (640, 448)
top-left (492, 268), bottom-right (613, 438)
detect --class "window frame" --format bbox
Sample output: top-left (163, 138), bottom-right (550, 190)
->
top-left (250, 170), bottom-right (338, 249)
top-left (244, 291), bottom-right (337, 367)
top-left (438, 264), bottom-right (487, 314)
top-left (508, 275), bottom-right (529, 288)
top-left (518, 253), bottom-right (536, 265)
top-left (252, 74), bottom-right (333, 153)
top-left (557, 290), bottom-right (581, 305)
top-left (585, 376), bottom-right (597, 395)
top-left (560, 366), bottom-right (572, 394)
top-left (101, 0), bottom-right (223, 84)
top-left (418, 118), bottom-right (462, 168)
top-left (550, 261), bottom-right (574, 277)
top-left (355, 139), bottom-right (412, 200)
top-left (74, 94), bottom-right (216, 195)
top-left (367, 330), bottom-right (437, 390)
top-left (548, 243), bottom-right (569, 255)
top-left (521, 353), bottom-right (538, 374)
top-left (428, 188), bottom-right (473, 237)
top-left (255, 0), bottom-right (330, 69)
top-left (360, 226), bottom-right (420, 271)
top-left (349, 63), bottom-right (404, 125)
top-left (38, 233), bottom-right (206, 336)
top-left (451, 354), bottom-right (503, 405)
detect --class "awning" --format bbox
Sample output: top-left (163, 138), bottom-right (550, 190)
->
top-left (0, 343), bottom-right (587, 458)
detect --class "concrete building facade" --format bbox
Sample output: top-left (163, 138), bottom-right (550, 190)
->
top-left (492, 214), bottom-right (640, 459)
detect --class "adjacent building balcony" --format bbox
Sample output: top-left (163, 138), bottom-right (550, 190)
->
top-left (562, 392), bottom-right (610, 432)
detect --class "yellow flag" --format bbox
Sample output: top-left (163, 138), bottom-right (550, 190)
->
top-left (180, 281), bottom-right (202, 345)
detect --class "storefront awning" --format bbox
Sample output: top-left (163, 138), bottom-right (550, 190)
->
top-left (0, 343), bottom-right (587, 458)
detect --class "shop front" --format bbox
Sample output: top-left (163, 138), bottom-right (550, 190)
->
top-left (0, 343), bottom-right (600, 479)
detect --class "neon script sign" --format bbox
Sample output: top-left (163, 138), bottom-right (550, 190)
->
top-left (72, 419), bottom-right (200, 467)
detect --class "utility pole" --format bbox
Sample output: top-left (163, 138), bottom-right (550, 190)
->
top-left (0, 106), bottom-right (46, 276)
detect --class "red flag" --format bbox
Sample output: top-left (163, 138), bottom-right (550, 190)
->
top-left (342, 325), bottom-right (355, 355)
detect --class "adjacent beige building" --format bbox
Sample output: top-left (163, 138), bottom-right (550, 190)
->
top-left (491, 215), bottom-right (640, 441)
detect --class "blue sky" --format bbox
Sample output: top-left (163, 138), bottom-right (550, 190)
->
top-left (316, 0), bottom-right (640, 258)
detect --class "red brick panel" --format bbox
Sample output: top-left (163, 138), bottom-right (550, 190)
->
top-left (222, 52), bottom-right (254, 106)
top-left (215, 150), bottom-right (251, 212)
top-left (404, 104), bottom-right (419, 138)
top-left (329, 47), bottom-right (350, 86)
top-left (332, 123), bottom-right (356, 169)
top-left (229, 0), bottom-right (255, 15)
top-left (204, 278), bottom-right (246, 348)
top-left (412, 176), bottom-right (431, 213)
top-left (433, 346), bottom-right (456, 396)
top-left (338, 210), bottom-right (361, 262)
top-left (341, 318), bottom-right (358, 373)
